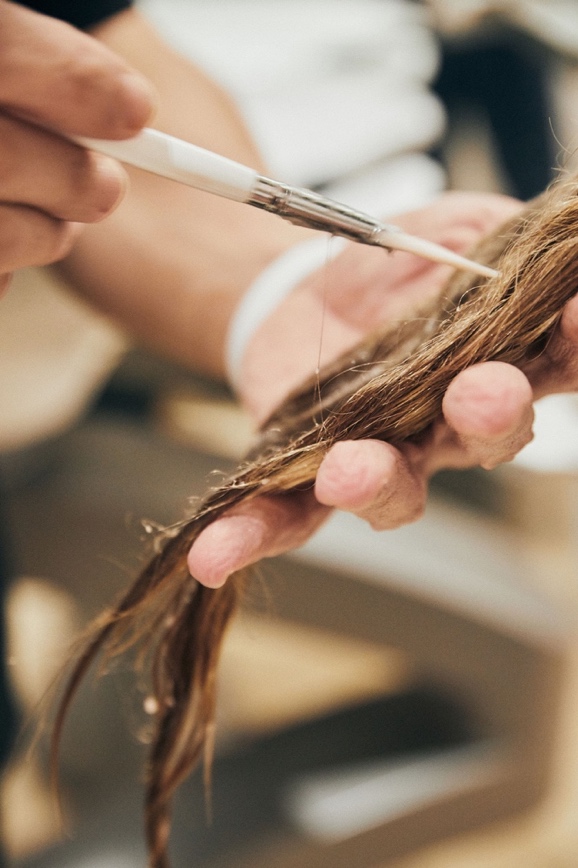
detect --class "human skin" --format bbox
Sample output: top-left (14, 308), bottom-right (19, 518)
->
top-left (3, 3), bottom-right (578, 588)
top-left (0, 0), bottom-right (155, 294)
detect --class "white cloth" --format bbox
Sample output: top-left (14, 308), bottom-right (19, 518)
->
top-left (139, 0), bottom-right (446, 189)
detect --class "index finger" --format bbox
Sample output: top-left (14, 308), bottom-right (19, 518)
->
top-left (0, 1), bottom-right (155, 138)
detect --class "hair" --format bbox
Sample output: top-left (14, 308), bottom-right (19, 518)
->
top-left (52, 176), bottom-right (578, 866)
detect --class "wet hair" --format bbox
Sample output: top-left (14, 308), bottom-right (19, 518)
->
top-left (52, 177), bottom-right (578, 866)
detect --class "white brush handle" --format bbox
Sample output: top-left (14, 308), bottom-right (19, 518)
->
top-left (76, 127), bottom-right (258, 202)
top-left (77, 128), bottom-right (497, 279)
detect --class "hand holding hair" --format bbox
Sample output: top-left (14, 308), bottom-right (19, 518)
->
top-left (191, 192), bottom-right (530, 587)
top-left (53, 178), bottom-right (578, 866)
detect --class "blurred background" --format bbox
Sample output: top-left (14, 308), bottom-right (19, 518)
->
top-left (2, 1), bottom-right (578, 866)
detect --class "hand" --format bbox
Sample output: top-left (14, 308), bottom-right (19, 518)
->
top-left (0, 1), bottom-right (154, 296)
top-left (188, 191), bottom-right (558, 586)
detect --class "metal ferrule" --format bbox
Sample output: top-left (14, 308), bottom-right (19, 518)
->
top-left (249, 176), bottom-right (384, 244)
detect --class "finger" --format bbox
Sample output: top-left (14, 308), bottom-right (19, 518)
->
top-left (0, 204), bottom-right (81, 272)
top-left (0, 2), bottom-right (155, 138)
top-left (394, 191), bottom-right (523, 249)
top-left (559, 293), bottom-right (578, 348)
top-left (527, 294), bottom-right (578, 396)
top-left (0, 114), bottom-right (127, 222)
top-left (315, 439), bottom-right (426, 530)
top-left (321, 192), bottom-right (523, 329)
top-left (441, 362), bottom-right (534, 470)
top-left (187, 492), bottom-right (329, 588)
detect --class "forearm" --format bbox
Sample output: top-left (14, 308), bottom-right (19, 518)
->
top-left (57, 9), bottom-right (311, 379)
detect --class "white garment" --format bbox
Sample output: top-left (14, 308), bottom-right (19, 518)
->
top-left (139, 0), bottom-right (446, 206)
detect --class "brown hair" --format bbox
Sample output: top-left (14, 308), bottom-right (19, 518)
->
top-left (52, 177), bottom-right (578, 866)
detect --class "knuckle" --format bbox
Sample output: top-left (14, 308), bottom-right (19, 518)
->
top-left (364, 485), bottom-right (426, 531)
top-left (367, 503), bottom-right (423, 532)
top-left (481, 427), bottom-right (534, 470)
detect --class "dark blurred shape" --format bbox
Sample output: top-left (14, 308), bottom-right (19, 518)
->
top-left (433, 30), bottom-right (557, 199)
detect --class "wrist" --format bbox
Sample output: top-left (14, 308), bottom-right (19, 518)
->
top-left (225, 236), bottom-right (345, 392)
